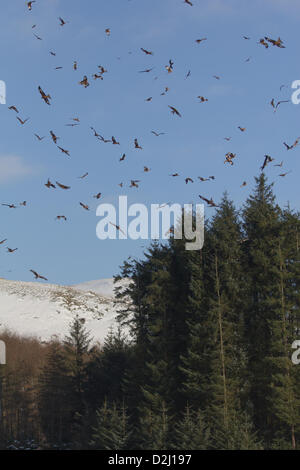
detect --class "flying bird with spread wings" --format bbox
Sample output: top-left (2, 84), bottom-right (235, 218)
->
top-left (224, 152), bottom-right (236, 166)
top-left (2, 203), bottom-right (17, 209)
top-left (50, 131), bottom-right (59, 144)
top-left (57, 146), bottom-right (70, 157)
top-left (134, 138), bottom-right (143, 149)
top-left (79, 76), bottom-right (90, 88)
top-left (45, 179), bottom-right (56, 189)
top-left (261, 155), bottom-right (274, 171)
top-left (270, 98), bottom-right (289, 112)
top-left (30, 270), bottom-right (48, 281)
top-left (284, 138), bottom-right (300, 150)
top-left (17, 117), bottom-right (30, 125)
top-left (199, 195), bottom-right (219, 207)
top-left (58, 17), bottom-right (68, 26)
top-left (80, 202), bottom-right (90, 211)
top-left (168, 106), bottom-right (182, 117)
top-left (141, 48), bottom-right (153, 55)
top-left (8, 105), bottom-right (19, 113)
top-left (34, 134), bottom-right (45, 141)
top-left (56, 181), bottom-right (71, 190)
top-left (38, 86), bottom-right (51, 105)
top-left (7, 248), bottom-right (18, 253)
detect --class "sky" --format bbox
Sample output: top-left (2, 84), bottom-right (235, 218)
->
top-left (0, 0), bottom-right (300, 285)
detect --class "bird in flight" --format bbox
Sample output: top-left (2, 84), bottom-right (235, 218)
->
top-left (184, 0), bottom-right (193, 6)
top-left (57, 146), bottom-right (70, 157)
top-left (197, 96), bottom-right (208, 103)
top-left (169, 106), bottom-right (182, 117)
top-left (56, 215), bottom-right (67, 221)
top-left (238, 126), bottom-right (246, 132)
top-left (58, 17), bottom-right (68, 26)
top-left (78, 173), bottom-right (88, 179)
top-left (56, 181), bottom-right (71, 190)
top-left (284, 138), bottom-right (300, 150)
top-left (79, 76), bottom-right (89, 88)
top-left (38, 86), bottom-right (51, 105)
top-left (2, 204), bottom-right (17, 209)
top-left (165, 60), bottom-right (174, 73)
top-left (139, 68), bottom-right (154, 74)
top-left (109, 222), bottom-right (126, 236)
top-left (50, 131), bottom-right (59, 144)
top-left (93, 193), bottom-right (102, 199)
top-left (185, 177), bottom-right (194, 184)
top-left (134, 138), bottom-right (143, 149)
top-left (161, 87), bottom-right (169, 96)
top-left (264, 36), bottom-right (285, 48)
top-left (198, 176), bottom-right (212, 182)
top-left (93, 73), bottom-right (104, 80)
top-left (261, 155), bottom-right (274, 171)
top-left (34, 134), bottom-right (45, 141)
top-left (224, 152), bottom-right (236, 166)
top-left (151, 131), bottom-right (165, 136)
top-left (17, 117), bottom-right (29, 125)
top-left (259, 38), bottom-right (269, 49)
top-left (199, 195), bottom-right (218, 207)
top-left (27, 1), bottom-right (36, 11)
top-left (30, 270), bottom-right (48, 281)
top-left (112, 136), bottom-right (120, 145)
top-left (195, 38), bottom-right (207, 44)
top-left (130, 180), bottom-right (140, 188)
top-left (45, 179), bottom-right (56, 189)
top-left (33, 33), bottom-right (42, 41)
top-left (7, 248), bottom-right (18, 253)
top-left (141, 48), bottom-right (153, 55)
top-left (270, 98), bottom-right (289, 112)
top-left (80, 202), bottom-right (90, 211)
top-left (8, 105), bottom-right (19, 113)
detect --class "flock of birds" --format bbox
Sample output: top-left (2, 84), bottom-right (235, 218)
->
top-left (0, 1), bottom-right (297, 281)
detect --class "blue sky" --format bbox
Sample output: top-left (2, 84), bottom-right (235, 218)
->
top-left (0, 0), bottom-right (300, 285)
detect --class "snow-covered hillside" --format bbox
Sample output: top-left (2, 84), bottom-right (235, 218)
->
top-left (74, 278), bottom-right (120, 298)
top-left (0, 278), bottom-right (129, 344)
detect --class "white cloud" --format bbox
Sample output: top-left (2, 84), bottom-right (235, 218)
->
top-left (0, 155), bottom-right (34, 184)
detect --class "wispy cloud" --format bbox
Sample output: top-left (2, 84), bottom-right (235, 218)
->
top-left (0, 155), bottom-right (35, 184)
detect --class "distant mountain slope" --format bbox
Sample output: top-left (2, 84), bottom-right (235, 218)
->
top-left (0, 278), bottom-right (128, 343)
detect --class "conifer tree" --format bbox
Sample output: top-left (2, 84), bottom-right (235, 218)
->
top-left (242, 173), bottom-right (283, 442)
top-left (38, 341), bottom-right (72, 445)
top-left (91, 401), bottom-right (131, 450)
top-left (174, 405), bottom-right (210, 450)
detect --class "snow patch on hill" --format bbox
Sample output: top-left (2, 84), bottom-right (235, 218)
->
top-left (0, 278), bottom-right (128, 344)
